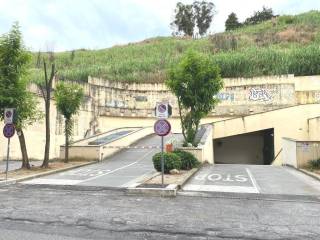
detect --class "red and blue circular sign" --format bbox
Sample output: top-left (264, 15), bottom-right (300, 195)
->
top-left (3, 123), bottom-right (15, 138)
top-left (154, 119), bottom-right (171, 136)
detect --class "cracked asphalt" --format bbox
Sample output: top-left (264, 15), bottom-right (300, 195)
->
top-left (0, 184), bottom-right (319, 239)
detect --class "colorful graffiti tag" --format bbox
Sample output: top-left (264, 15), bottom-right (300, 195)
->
top-left (249, 88), bottom-right (272, 101)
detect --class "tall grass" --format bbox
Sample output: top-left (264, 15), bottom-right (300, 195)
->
top-left (29, 11), bottom-right (320, 83)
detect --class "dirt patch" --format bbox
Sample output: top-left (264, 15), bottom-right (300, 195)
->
top-left (144, 169), bottom-right (198, 186)
top-left (276, 27), bottom-right (315, 44)
top-left (0, 161), bottom-right (91, 180)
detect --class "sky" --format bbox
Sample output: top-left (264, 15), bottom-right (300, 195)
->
top-left (0, 0), bottom-right (319, 52)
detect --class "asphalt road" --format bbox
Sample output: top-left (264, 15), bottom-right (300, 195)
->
top-left (22, 134), bottom-right (181, 187)
top-left (0, 184), bottom-right (319, 240)
top-left (183, 164), bottom-right (320, 195)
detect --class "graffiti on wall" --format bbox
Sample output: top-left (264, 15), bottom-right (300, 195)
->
top-left (249, 88), bottom-right (272, 101)
top-left (216, 92), bottom-right (235, 101)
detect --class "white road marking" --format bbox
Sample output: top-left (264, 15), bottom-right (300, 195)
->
top-left (23, 146), bottom-right (157, 186)
top-left (183, 184), bottom-right (259, 193)
top-left (79, 162), bottom-right (138, 183)
top-left (246, 168), bottom-right (260, 193)
top-left (22, 179), bottom-right (82, 185)
top-left (73, 148), bottom-right (156, 184)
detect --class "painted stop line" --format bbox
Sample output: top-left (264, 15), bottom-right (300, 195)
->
top-left (183, 166), bottom-right (260, 194)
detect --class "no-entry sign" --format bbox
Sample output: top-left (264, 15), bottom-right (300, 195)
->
top-left (154, 119), bottom-right (171, 136)
top-left (3, 123), bottom-right (15, 138)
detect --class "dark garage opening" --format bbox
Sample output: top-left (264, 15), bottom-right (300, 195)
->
top-left (214, 129), bottom-right (274, 165)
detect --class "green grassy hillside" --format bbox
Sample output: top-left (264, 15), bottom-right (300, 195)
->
top-left (30, 10), bottom-right (320, 83)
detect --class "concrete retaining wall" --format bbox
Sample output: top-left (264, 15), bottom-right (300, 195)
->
top-left (282, 138), bottom-right (320, 168)
top-left (4, 74), bottom-right (320, 161)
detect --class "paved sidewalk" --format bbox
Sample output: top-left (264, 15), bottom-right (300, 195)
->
top-left (183, 164), bottom-right (320, 195)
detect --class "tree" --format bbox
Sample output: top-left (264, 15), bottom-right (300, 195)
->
top-left (171, 2), bottom-right (195, 36)
top-left (171, 1), bottom-right (215, 37)
top-left (193, 1), bottom-right (215, 36)
top-left (244, 7), bottom-right (274, 25)
top-left (54, 82), bottom-right (84, 163)
top-left (37, 56), bottom-right (56, 168)
top-left (225, 12), bottom-right (241, 31)
top-left (166, 51), bottom-right (223, 146)
top-left (0, 23), bottom-right (40, 169)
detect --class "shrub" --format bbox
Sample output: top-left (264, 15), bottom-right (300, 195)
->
top-left (278, 15), bottom-right (295, 25)
top-left (152, 152), bottom-right (182, 173)
top-left (173, 150), bottom-right (200, 170)
top-left (308, 159), bottom-right (320, 170)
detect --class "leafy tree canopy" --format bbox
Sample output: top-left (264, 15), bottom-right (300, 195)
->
top-left (55, 82), bottom-right (84, 163)
top-left (166, 50), bottom-right (223, 146)
top-left (55, 82), bottom-right (84, 121)
top-left (244, 7), bottom-right (274, 25)
top-left (0, 22), bottom-right (40, 129)
top-left (171, 1), bottom-right (216, 37)
top-left (225, 12), bottom-right (241, 31)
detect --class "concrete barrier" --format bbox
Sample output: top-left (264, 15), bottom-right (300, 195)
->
top-left (282, 137), bottom-right (320, 168)
top-left (60, 127), bottom-right (153, 161)
top-left (177, 125), bottom-right (214, 164)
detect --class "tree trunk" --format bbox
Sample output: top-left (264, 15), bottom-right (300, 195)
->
top-left (42, 99), bottom-right (50, 168)
top-left (177, 99), bottom-right (187, 143)
top-left (64, 119), bottom-right (69, 163)
top-left (18, 129), bottom-right (30, 169)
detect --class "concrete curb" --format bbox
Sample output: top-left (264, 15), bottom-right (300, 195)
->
top-left (126, 167), bottom-right (200, 197)
top-left (298, 168), bottom-right (320, 181)
top-left (126, 171), bottom-right (160, 188)
top-left (127, 184), bottom-right (178, 197)
top-left (179, 167), bottom-right (201, 189)
top-left (0, 161), bottom-right (99, 186)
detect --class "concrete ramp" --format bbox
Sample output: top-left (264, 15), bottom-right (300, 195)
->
top-left (212, 104), bottom-right (320, 165)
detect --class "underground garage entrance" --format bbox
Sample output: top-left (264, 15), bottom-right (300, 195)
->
top-left (214, 129), bottom-right (274, 165)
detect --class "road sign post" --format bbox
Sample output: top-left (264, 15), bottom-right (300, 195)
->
top-left (154, 119), bottom-right (171, 188)
top-left (3, 123), bottom-right (15, 182)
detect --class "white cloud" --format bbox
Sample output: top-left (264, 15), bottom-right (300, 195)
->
top-left (0, 0), bottom-right (319, 51)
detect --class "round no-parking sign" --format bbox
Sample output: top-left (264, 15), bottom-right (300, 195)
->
top-left (154, 119), bottom-right (171, 136)
top-left (3, 123), bottom-right (15, 138)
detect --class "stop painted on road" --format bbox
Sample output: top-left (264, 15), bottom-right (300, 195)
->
top-left (195, 173), bottom-right (248, 183)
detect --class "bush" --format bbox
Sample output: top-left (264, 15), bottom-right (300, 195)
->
top-left (152, 152), bottom-right (182, 173)
top-left (308, 159), bottom-right (320, 170)
top-left (173, 150), bottom-right (200, 170)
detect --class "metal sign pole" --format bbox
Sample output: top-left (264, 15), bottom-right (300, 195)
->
top-left (5, 138), bottom-right (10, 181)
top-left (161, 136), bottom-right (164, 187)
